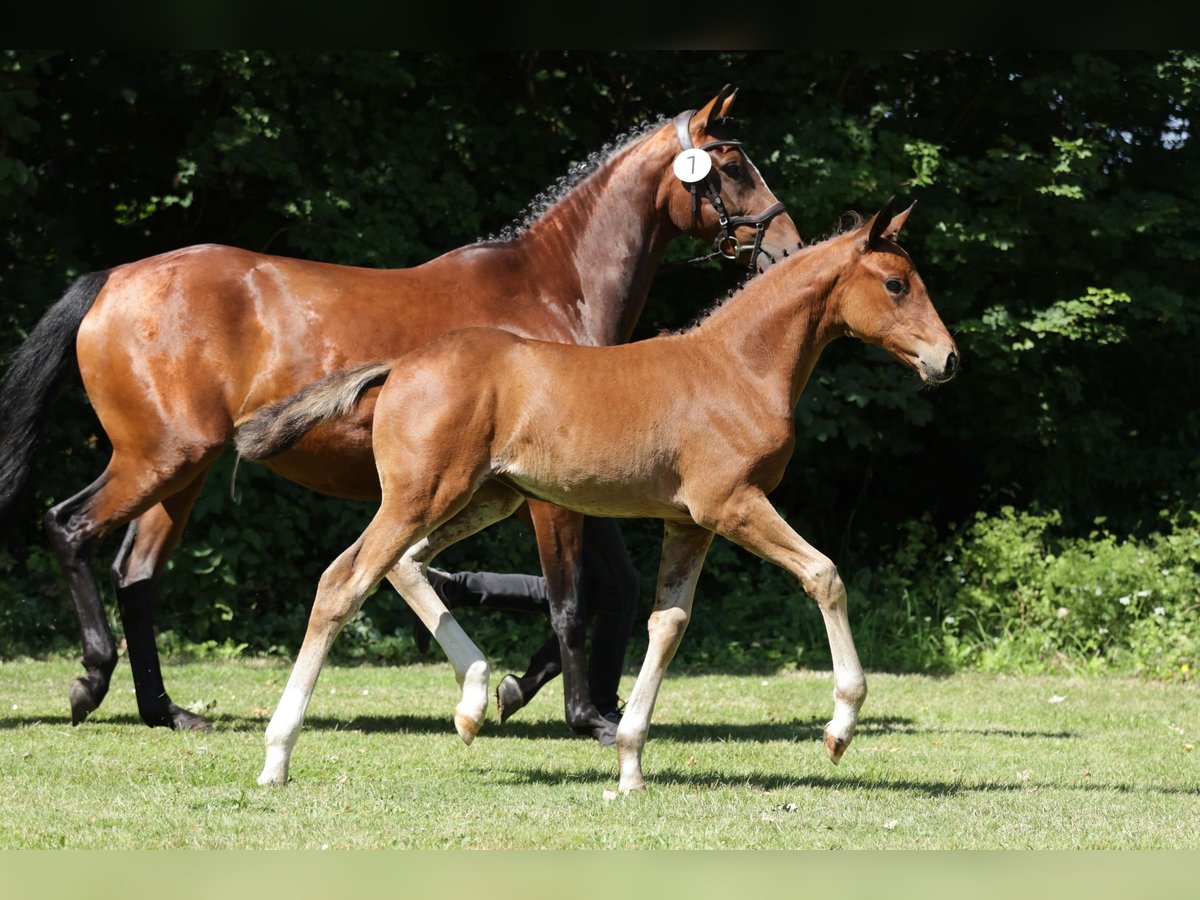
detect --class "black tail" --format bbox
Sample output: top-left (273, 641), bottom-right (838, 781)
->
top-left (0, 271), bottom-right (110, 528)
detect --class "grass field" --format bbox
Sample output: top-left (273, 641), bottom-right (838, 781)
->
top-left (1, 656), bottom-right (1197, 849)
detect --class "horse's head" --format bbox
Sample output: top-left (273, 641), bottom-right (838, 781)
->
top-left (838, 199), bottom-right (958, 385)
top-left (666, 85), bottom-right (802, 272)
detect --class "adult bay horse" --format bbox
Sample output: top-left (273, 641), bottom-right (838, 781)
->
top-left (0, 86), bottom-right (800, 743)
top-left (239, 198), bottom-right (958, 791)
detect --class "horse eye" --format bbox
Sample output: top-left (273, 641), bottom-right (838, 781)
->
top-left (884, 278), bottom-right (906, 295)
top-left (722, 164), bottom-right (743, 181)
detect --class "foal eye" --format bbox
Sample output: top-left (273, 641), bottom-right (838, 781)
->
top-left (884, 278), bottom-right (906, 295)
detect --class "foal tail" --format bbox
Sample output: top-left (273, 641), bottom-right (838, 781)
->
top-left (0, 271), bottom-right (110, 529)
top-left (234, 361), bottom-right (394, 461)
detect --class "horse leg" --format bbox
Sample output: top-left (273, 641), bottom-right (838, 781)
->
top-left (109, 467), bottom-right (213, 731)
top-left (713, 490), bottom-right (866, 764)
top-left (259, 475), bottom-right (506, 785)
top-left (45, 479), bottom-right (119, 725)
top-left (495, 635), bottom-right (560, 724)
top-left (45, 452), bottom-right (221, 726)
top-left (385, 481), bottom-right (526, 742)
top-left (259, 529), bottom-right (402, 785)
top-left (527, 501), bottom-right (614, 745)
top-left (496, 517), bottom-right (638, 723)
top-left (615, 521), bottom-right (712, 794)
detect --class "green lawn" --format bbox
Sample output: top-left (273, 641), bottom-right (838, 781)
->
top-left (1, 657), bottom-right (1196, 849)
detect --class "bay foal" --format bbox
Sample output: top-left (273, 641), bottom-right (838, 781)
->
top-left (241, 199), bottom-right (958, 792)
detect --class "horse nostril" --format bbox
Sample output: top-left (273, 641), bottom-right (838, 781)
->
top-left (945, 351), bottom-right (959, 378)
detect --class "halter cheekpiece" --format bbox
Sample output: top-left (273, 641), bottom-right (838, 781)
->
top-left (672, 109), bottom-right (787, 270)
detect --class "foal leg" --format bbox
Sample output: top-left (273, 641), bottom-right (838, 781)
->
top-left (713, 490), bottom-right (866, 764)
top-left (260, 501), bottom-right (423, 786)
top-left (109, 468), bottom-right (213, 730)
top-left (527, 501), bottom-right (614, 745)
top-left (615, 522), bottom-right (712, 794)
top-left (385, 481), bottom-right (525, 743)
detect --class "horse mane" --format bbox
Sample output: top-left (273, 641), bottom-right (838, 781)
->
top-left (484, 117), bottom-right (667, 243)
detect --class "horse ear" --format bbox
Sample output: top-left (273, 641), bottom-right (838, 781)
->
top-left (866, 196), bottom-right (897, 249)
top-left (883, 200), bottom-right (917, 241)
top-left (697, 84), bottom-right (738, 133)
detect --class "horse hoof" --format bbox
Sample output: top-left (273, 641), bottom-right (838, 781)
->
top-left (495, 675), bottom-right (524, 723)
top-left (454, 710), bottom-right (482, 745)
top-left (68, 679), bottom-right (99, 726)
top-left (168, 704), bottom-right (214, 732)
top-left (823, 726), bottom-right (848, 764)
top-left (595, 719), bottom-right (618, 747)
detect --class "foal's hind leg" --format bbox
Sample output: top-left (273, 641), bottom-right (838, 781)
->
top-left (386, 481), bottom-right (525, 743)
top-left (110, 468), bottom-right (214, 731)
top-left (259, 476), bottom-right (507, 785)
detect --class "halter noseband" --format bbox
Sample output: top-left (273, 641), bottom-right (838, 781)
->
top-left (673, 109), bottom-right (788, 270)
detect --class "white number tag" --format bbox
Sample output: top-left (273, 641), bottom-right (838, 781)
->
top-left (673, 148), bottom-right (712, 183)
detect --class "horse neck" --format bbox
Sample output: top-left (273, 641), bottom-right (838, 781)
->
top-left (515, 127), bottom-right (677, 346)
top-left (695, 235), bottom-right (855, 410)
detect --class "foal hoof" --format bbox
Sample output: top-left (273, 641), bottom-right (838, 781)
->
top-left (495, 675), bottom-right (525, 723)
top-left (68, 679), bottom-right (99, 726)
top-left (823, 726), bottom-right (849, 765)
top-left (454, 710), bottom-right (483, 745)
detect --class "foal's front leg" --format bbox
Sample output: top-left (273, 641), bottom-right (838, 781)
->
top-left (527, 502), bottom-right (615, 745)
top-left (714, 490), bottom-right (866, 763)
top-left (615, 522), bottom-right (713, 794)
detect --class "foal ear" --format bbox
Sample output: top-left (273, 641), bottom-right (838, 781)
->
top-left (883, 200), bottom-right (917, 241)
top-left (698, 84), bottom-right (739, 133)
top-left (866, 196), bottom-right (897, 249)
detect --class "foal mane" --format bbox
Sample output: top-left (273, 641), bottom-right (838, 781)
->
top-left (484, 118), bottom-right (667, 243)
top-left (669, 211), bottom-right (868, 335)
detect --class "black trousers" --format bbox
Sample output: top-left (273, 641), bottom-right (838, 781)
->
top-left (434, 517), bottom-right (638, 715)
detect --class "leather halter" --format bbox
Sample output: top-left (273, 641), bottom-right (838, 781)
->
top-left (673, 109), bottom-right (788, 269)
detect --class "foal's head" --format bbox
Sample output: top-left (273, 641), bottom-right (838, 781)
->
top-left (664, 86), bottom-right (802, 271)
top-left (837, 199), bottom-right (959, 385)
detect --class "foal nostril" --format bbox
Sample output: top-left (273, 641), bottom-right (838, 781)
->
top-left (944, 351), bottom-right (959, 379)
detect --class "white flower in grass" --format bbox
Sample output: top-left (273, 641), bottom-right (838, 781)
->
top-left (1118, 596), bottom-right (1131, 606)
top-left (1135, 589), bottom-right (1152, 597)
top-left (943, 615), bottom-right (957, 626)
top-left (1094, 587), bottom-right (1103, 596)
top-left (1155, 607), bottom-right (1166, 616)
top-left (1098, 627), bottom-right (1109, 636)
top-left (1056, 607), bottom-right (1069, 619)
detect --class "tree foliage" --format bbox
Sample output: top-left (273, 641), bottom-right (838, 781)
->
top-left (1, 52), bottom-right (1196, 668)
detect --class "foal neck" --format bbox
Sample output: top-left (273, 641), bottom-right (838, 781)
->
top-left (695, 232), bottom-right (857, 409)
top-left (518, 125), bottom-right (677, 346)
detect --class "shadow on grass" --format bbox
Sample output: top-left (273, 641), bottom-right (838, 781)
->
top-left (498, 765), bottom-right (1200, 798)
top-left (0, 711), bottom-right (1072, 744)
